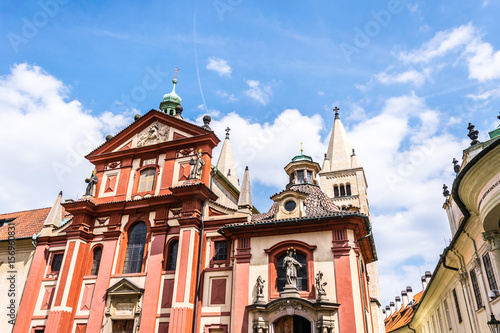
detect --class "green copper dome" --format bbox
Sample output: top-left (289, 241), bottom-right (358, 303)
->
top-left (160, 78), bottom-right (183, 117)
top-left (291, 154), bottom-right (313, 162)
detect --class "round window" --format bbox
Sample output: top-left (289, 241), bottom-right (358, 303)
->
top-left (284, 200), bottom-right (296, 212)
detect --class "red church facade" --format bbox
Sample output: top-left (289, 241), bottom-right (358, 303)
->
top-left (12, 85), bottom-right (380, 332)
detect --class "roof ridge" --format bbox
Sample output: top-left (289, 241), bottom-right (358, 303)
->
top-left (0, 206), bottom-right (50, 216)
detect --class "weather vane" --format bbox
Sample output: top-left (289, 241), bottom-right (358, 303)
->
top-left (174, 67), bottom-right (180, 80)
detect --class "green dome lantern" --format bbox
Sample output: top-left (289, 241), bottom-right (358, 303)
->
top-left (160, 68), bottom-right (183, 118)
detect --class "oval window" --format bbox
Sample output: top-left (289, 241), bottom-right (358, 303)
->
top-left (284, 200), bottom-right (296, 212)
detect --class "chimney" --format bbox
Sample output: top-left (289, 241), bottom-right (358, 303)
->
top-left (401, 290), bottom-right (409, 308)
top-left (425, 271), bottom-right (432, 285)
top-left (382, 308), bottom-right (386, 319)
top-left (390, 302), bottom-right (395, 315)
top-left (421, 275), bottom-right (427, 290)
top-left (395, 296), bottom-right (401, 311)
top-left (385, 306), bottom-right (391, 319)
top-left (406, 286), bottom-right (414, 304)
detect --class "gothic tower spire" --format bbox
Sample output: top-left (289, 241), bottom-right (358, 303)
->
top-left (324, 106), bottom-right (355, 172)
top-left (237, 166), bottom-right (252, 214)
top-left (216, 127), bottom-right (240, 190)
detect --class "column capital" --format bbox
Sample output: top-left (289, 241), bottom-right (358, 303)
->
top-left (483, 230), bottom-right (500, 251)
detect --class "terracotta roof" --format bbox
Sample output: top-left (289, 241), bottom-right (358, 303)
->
top-left (0, 207), bottom-right (71, 241)
top-left (384, 291), bottom-right (424, 332)
top-left (251, 184), bottom-right (341, 223)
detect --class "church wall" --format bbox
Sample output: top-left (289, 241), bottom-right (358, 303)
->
top-left (211, 178), bottom-right (238, 209)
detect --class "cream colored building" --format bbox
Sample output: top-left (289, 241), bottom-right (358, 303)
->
top-left (384, 120), bottom-right (500, 333)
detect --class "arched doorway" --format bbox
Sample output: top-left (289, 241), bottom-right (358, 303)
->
top-left (274, 315), bottom-right (311, 333)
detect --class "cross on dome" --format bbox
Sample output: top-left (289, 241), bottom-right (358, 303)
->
top-left (225, 126), bottom-right (231, 139)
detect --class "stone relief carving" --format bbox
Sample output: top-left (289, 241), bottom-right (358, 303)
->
top-left (105, 161), bottom-right (121, 170)
top-left (176, 147), bottom-right (196, 158)
top-left (137, 121), bottom-right (169, 147)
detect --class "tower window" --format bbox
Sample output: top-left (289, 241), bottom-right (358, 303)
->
top-left (297, 170), bottom-right (304, 184)
top-left (346, 184), bottom-right (351, 196)
top-left (90, 246), bottom-right (102, 276)
top-left (340, 185), bottom-right (346, 196)
top-left (123, 222), bottom-right (147, 274)
top-left (306, 171), bottom-right (312, 184)
top-left (334, 186), bottom-right (339, 197)
top-left (138, 168), bottom-right (155, 192)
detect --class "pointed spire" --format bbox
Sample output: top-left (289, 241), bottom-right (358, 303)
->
top-left (216, 127), bottom-right (239, 189)
top-left (323, 107), bottom-right (355, 172)
top-left (237, 166), bottom-right (252, 214)
top-left (41, 191), bottom-right (63, 236)
top-left (350, 148), bottom-right (360, 168)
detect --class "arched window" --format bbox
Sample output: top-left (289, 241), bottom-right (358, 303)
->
top-left (138, 168), bottom-right (155, 192)
top-left (346, 184), bottom-right (352, 196)
top-left (333, 185), bottom-right (339, 197)
top-left (123, 222), bottom-right (148, 274)
top-left (340, 185), bottom-right (346, 196)
top-left (90, 246), bottom-right (102, 276)
top-left (166, 239), bottom-right (179, 271)
top-left (277, 251), bottom-right (308, 291)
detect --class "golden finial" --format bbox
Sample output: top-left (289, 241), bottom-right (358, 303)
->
top-left (300, 142), bottom-right (303, 155)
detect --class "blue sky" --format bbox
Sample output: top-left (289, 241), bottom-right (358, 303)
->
top-left (1, 0), bottom-right (500, 307)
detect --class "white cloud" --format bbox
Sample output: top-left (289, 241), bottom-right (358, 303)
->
top-left (397, 23), bottom-right (500, 82)
top-left (244, 80), bottom-right (272, 105)
top-left (0, 63), bottom-right (129, 212)
top-left (206, 57), bottom-right (232, 77)
top-left (202, 109), bottom-right (326, 189)
top-left (216, 89), bottom-right (237, 102)
top-left (376, 69), bottom-right (427, 87)
top-left (399, 24), bottom-right (476, 64)
top-left (317, 91), bottom-right (325, 96)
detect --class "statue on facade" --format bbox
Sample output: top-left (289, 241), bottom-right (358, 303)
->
top-left (85, 169), bottom-right (98, 196)
top-left (189, 150), bottom-right (205, 180)
top-left (315, 271), bottom-right (328, 301)
top-left (255, 275), bottom-right (266, 304)
top-left (283, 249), bottom-right (302, 287)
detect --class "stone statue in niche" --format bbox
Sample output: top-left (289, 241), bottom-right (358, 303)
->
top-left (283, 250), bottom-right (302, 287)
top-left (189, 150), bottom-right (205, 180)
top-left (315, 271), bottom-right (328, 301)
top-left (85, 169), bottom-right (98, 196)
top-left (137, 121), bottom-right (169, 147)
top-left (255, 275), bottom-right (266, 304)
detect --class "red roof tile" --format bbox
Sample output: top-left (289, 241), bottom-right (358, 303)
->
top-left (0, 206), bottom-right (71, 241)
top-left (384, 291), bottom-right (424, 332)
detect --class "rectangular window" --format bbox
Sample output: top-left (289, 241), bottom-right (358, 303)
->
top-left (483, 253), bottom-right (498, 292)
top-left (452, 289), bottom-right (462, 323)
top-left (470, 269), bottom-right (483, 309)
top-left (213, 241), bottom-right (228, 261)
top-left (306, 171), bottom-right (312, 183)
top-left (138, 168), bottom-right (155, 192)
top-left (51, 253), bottom-right (64, 272)
top-left (297, 171), bottom-right (304, 184)
top-left (444, 299), bottom-right (452, 329)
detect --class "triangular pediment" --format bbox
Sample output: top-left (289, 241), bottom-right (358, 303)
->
top-left (107, 278), bottom-right (144, 295)
top-left (87, 109), bottom-right (215, 158)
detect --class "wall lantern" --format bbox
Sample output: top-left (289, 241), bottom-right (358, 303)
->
top-left (487, 314), bottom-right (500, 333)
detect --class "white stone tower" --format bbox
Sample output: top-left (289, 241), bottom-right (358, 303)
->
top-left (319, 107), bottom-right (384, 333)
top-left (319, 107), bottom-right (369, 216)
